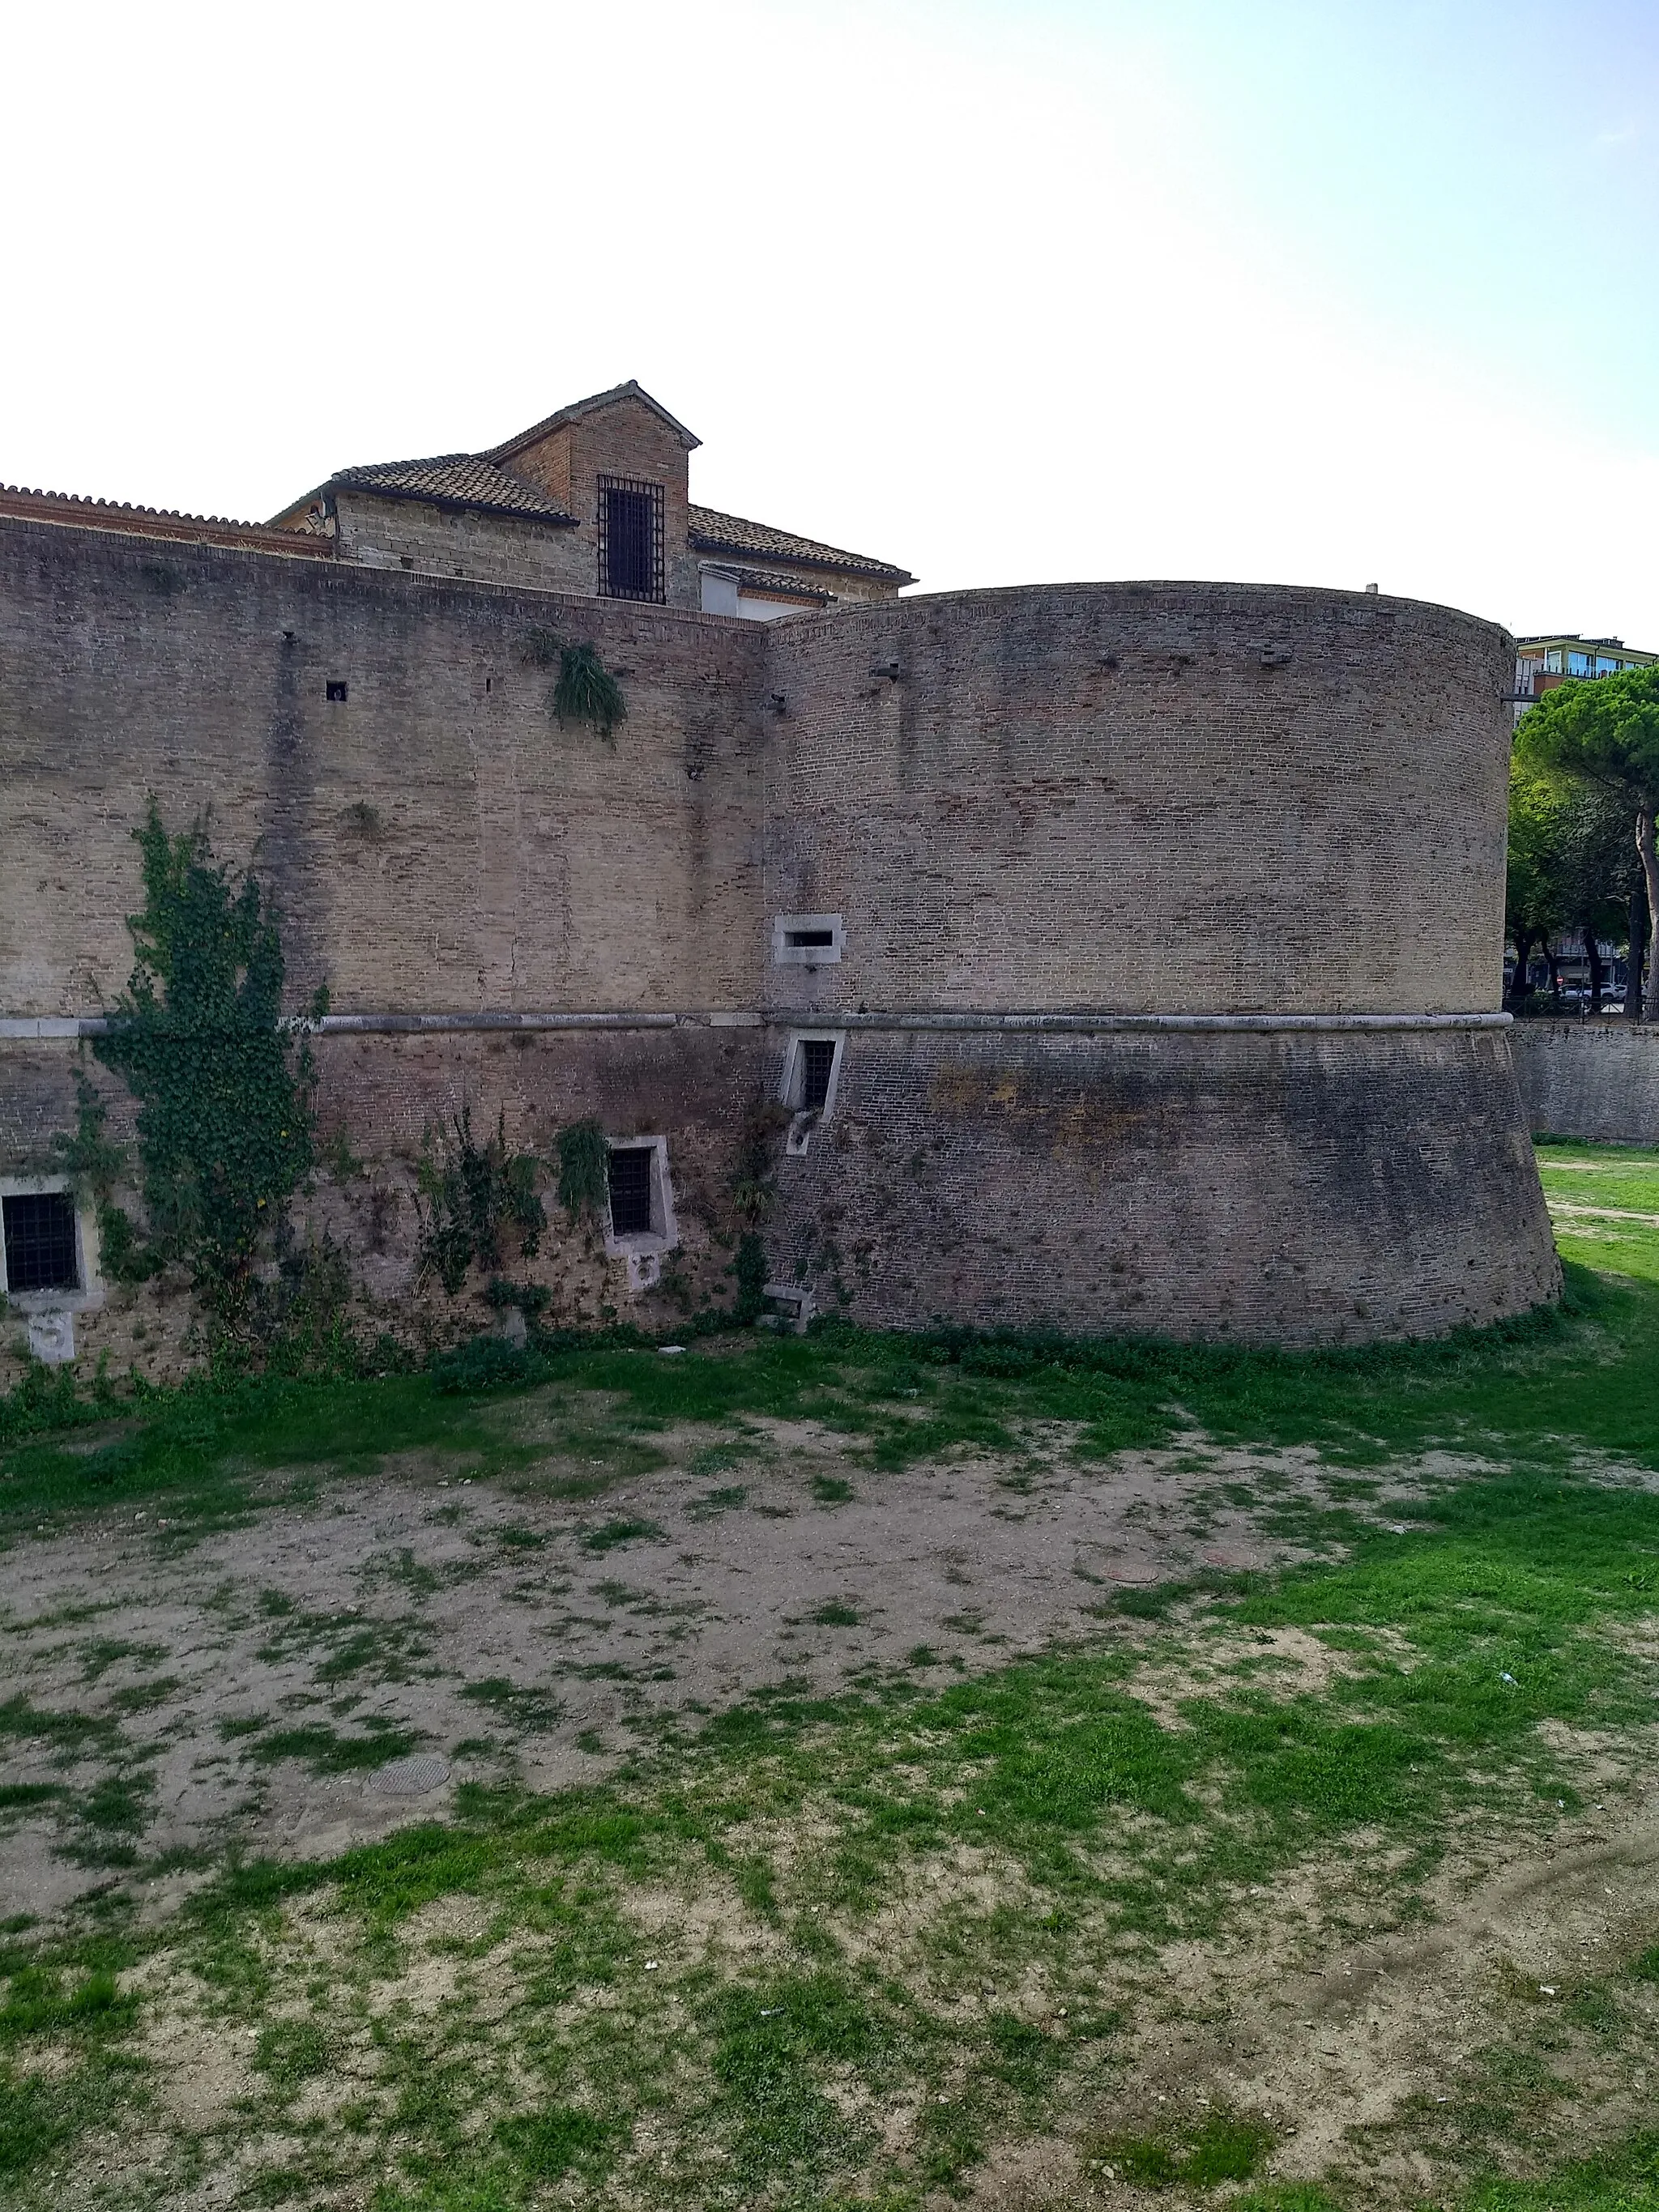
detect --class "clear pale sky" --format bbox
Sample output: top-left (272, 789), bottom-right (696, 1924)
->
top-left (6, 0), bottom-right (1656, 641)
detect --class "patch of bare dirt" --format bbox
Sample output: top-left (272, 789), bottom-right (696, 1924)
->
top-left (961, 1778), bottom-right (1659, 2207)
top-left (0, 1414), bottom-right (1376, 1916)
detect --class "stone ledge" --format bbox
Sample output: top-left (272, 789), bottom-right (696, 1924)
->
top-left (0, 1008), bottom-right (1512, 1041)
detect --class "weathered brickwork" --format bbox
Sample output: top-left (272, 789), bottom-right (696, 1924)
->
top-left (329, 492), bottom-right (591, 595)
top-left (0, 522), bottom-right (769, 1018)
top-left (763, 585), bottom-right (1513, 1018)
top-left (0, 1025), bottom-right (772, 1384)
top-left (1510, 1021), bottom-right (1659, 1145)
top-left (772, 1026), bottom-right (1559, 1343)
top-left (0, 515), bottom-right (1558, 1353)
top-left (499, 393), bottom-right (700, 611)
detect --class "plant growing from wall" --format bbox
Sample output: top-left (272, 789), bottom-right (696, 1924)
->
top-left (484, 1276), bottom-right (552, 1320)
top-left (520, 630), bottom-right (627, 741)
top-left (262, 1230), bottom-right (359, 1379)
top-left (415, 1109), bottom-right (545, 1296)
top-left (733, 1232), bottom-right (769, 1323)
top-left (730, 1097), bottom-right (791, 1323)
top-left (730, 1098), bottom-right (788, 1230)
top-left (92, 804), bottom-right (323, 1298)
top-left (557, 1119), bottom-right (611, 1223)
top-left (51, 1069), bottom-right (155, 1283)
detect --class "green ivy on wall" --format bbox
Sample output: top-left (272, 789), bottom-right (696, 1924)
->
top-left (92, 803), bottom-right (324, 1296)
top-left (51, 1070), bottom-right (154, 1283)
top-left (731, 1097), bottom-right (791, 1322)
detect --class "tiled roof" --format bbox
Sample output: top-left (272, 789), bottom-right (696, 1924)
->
top-left (688, 505), bottom-right (912, 584)
top-left (732, 567), bottom-right (834, 604)
top-left (488, 380), bottom-right (700, 462)
top-left (328, 455), bottom-right (578, 525)
top-left (0, 483), bottom-right (336, 560)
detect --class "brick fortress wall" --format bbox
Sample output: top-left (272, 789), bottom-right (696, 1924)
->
top-left (0, 527), bottom-right (1558, 1364)
top-left (0, 520), bottom-right (769, 1017)
top-left (761, 582), bottom-right (1513, 1018)
top-left (759, 583), bottom-right (1557, 1339)
top-left (770, 1024), bottom-right (1556, 1344)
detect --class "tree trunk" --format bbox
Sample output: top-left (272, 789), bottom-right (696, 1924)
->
top-left (1507, 928), bottom-right (1533, 1012)
top-left (1641, 809), bottom-right (1659, 1025)
top-left (1584, 923), bottom-right (1604, 1015)
top-left (1628, 882), bottom-right (1649, 1020)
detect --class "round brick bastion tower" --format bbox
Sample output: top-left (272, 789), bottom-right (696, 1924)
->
top-left (0, 507), bottom-right (1560, 1354)
top-left (759, 580), bottom-right (1559, 1342)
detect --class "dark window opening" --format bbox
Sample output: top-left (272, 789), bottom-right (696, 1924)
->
top-left (598, 476), bottom-right (664, 603)
top-left (2, 1192), bottom-right (78, 1294)
top-left (608, 1149), bottom-right (655, 1237)
top-left (786, 929), bottom-right (835, 949)
top-left (800, 1040), bottom-right (836, 1113)
top-left (606, 492), bottom-right (650, 593)
top-left (326, 680), bottom-right (348, 702)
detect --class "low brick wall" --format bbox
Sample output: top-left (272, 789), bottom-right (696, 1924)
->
top-left (1510, 1021), bottom-right (1659, 1146)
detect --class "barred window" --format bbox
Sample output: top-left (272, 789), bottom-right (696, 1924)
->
top-left (800, 1039), bottom-right (836, 1113)
top-left (608, 1148), bottom-right (655, 1237)
top-left (598, 476), bottom-right (664, 603)
top-left (2, 1191), bottom-right (79, 1294)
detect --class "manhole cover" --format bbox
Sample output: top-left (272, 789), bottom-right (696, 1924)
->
top-left (370, 1754), bottom-right (451, 1797)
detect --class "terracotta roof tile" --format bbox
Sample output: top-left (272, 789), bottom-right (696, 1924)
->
top-left (688, 505), bottom-right (912, 584)
top-left (330, 454), bottom-right (578, 525)
top-left (731, 567), bottom-right (834, 603)
top-left (0, 483), bottom-right (336, 559)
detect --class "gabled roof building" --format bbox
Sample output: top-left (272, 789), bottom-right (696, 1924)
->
top-left (269, 379), bottom-right (915, 617)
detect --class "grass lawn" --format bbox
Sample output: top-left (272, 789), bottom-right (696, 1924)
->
top-left (4, 1144), bottom-right (1659, 2207)
top-left (1537, 1137), bottom-right (1659, 1287)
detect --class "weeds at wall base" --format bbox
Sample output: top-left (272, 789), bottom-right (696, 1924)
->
top-left (0, 1272), bottom-right (1568, 1447)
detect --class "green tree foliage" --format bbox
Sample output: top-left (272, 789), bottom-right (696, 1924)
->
top-left (1505, 761), bottom-right (1568, 1008)
top-left (1558, 780), bottom-right (1643, 1012)
top-left (1515, 665), bottom-right (1659, 1019)
top-left (92, 805), bottom-right (322, 1289)
top-left (1505, 763), bottom-right (1639, 1013)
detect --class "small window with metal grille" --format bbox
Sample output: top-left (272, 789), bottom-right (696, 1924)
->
top-left (783, 1033), bottom-right (844, 1155)
top-left (800, 1039), bottom-right (836, 1113)
top-left (2, 1191), bottom-right (79, 1294)
top-left (598, 476), bottom-right (665, 603)
top-left (608, 1148), bottom-right (655, 1238)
